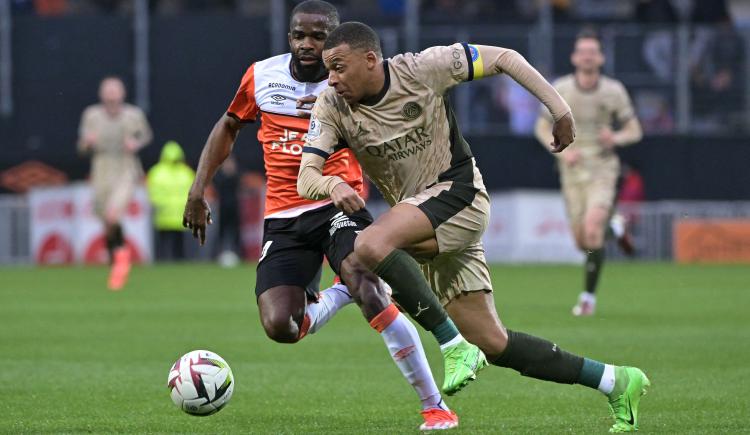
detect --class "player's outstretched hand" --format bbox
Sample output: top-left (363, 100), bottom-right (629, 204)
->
top-left (183, 195), bottom-right (213, 246)
top-left (331, 182), bottom-right (365, 215)
top-left (296, 94), bottom-right (318, 118)
top-left (550, 112), bottom-right (576, 153)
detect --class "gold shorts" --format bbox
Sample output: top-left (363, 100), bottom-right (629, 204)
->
top-left (561, 172), bottom-right (618, 227)
top-left (399, 167), bottom-right (493, 305)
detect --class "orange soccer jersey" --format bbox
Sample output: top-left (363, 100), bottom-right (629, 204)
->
top-left (227, 53), bottom-right (364, 218)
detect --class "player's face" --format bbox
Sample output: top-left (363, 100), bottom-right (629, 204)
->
top-left (324, 44), bottom-right (377, 105)
top-left (288, 13), bottom-right (330, 68)
top-left (571, 38), bottom-right (604, 73)
top-left (98, 78), bottom-right (125, 115)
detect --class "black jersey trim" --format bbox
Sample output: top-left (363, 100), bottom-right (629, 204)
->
top-left (360, 60), bottom-right (391, 106)
top-left (302, 146), bottom-right (330, 159)
top-left (332, 140), bottom-right (349, 153)
top-left (418, 182), bottom-right (479, 229)
top-left (226, 112), bottom-right (255, 124)
top-left (437, 96), bottom-right (474, 184)
top-left (461, 43), bottom-right (474, 82)
top-left (259, 109), bottom-right (311, 120)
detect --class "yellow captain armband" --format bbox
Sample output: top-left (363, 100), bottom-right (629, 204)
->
top-left (466, 43), bottom-right (484, 80)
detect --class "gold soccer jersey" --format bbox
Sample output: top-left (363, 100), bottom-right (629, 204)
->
top-left (304, 43), bottom-right (486, 206)
top-left (78, 104), bottom-right (152, 218)
top-left (545, 74), bottom-right (635, 183)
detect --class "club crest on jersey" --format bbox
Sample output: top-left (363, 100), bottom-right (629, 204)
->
top-left (401, 102), bottom-right (422, 120)
top-left (308, 114), bottom-right (321, 139)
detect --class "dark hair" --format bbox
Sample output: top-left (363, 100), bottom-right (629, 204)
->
top-left (290, 0), bottom-right (339, 31)
top-left (323, 21), bottom-right (382, 57)
top-left (576, 26), bottom-right (601, 44)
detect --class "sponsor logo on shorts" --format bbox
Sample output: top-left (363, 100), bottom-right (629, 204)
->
top-left (259, 240), bottom-right (273, 263)
top-left (329, 211), bottom-right (357, 236)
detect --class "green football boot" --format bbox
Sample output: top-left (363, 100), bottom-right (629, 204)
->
top-left (441, 340), bottom-right (488, 396)
top-left (608, 366), bottom-right (651, 432)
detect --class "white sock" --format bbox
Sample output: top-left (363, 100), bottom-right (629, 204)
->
top-left (305, 284), bottom-right (353, 335)
top-left (610, 214), bottom-right (625, 238)
top-left (598, 364), bottom-right (616, 395)
top-left (375, 308), bottom-right (447, 411)
top-left (439, 334), bottom-right (465, 351)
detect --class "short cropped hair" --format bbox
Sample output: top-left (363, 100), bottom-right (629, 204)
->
top-left (323, 21), bottom-right (382, 57)
top-left (290, 0), bottom-right (339, 31)
top-left (576, 26), bottom-right (601, 45)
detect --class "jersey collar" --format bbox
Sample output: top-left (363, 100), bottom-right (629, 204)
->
top-left (360, 60), bottom-right (390, 106)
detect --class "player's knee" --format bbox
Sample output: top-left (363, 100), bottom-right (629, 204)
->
top-left (260, 313), bottom-right (300, 344)
top-left (353, 231), bottom-right (390, 268)
top-left (583, 229), bottom-right (603, 250)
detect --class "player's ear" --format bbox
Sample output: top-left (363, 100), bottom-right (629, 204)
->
top-left (365, 51), bottom-right (378, 69)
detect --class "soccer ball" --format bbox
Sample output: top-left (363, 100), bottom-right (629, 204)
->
top-left (167, 350), bottom-right (234, 416)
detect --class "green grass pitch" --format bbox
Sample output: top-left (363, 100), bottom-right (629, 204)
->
top-left (1, 263), bottom-right (748, 434)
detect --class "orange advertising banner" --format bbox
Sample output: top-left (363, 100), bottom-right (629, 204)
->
top-left (674, 219), bottom-right (750, 263)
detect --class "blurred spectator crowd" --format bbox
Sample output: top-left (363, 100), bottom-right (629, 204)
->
top-left (12, 0), bottom-right (750, 135)
top-left (11, 0), bottom-right (750, 23)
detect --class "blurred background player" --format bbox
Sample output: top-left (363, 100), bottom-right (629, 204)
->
top-left (213, 153), bottom-right (242, 267)
top-left (146, 140), bottom-right (195, 262)
top-left (535, 28), bottom-right (643, 317)
top-left (182, 1), bottom-right (474, 429)
top-left (77, 76), bottom-right (152, 290)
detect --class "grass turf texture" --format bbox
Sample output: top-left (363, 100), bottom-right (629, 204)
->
top-left (1, 263), bottom-right (748, 434)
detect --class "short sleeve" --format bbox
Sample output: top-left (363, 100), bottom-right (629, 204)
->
top-left (227, 64), bottom-right (259, 123)
top-left (303, 93), bottom-right (341, 159)
top-left (414, 43), bottom-right (476, 94)
top-left (613, 82), bottom-right (635, 124)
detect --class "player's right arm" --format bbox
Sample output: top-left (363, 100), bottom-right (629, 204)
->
top-left (184, 64), bottom-right (257, 245)
top-left (77, 107), bottom-right (97, 154)
top-left (416, 43), bottom-right (575, 152)
top-left (297, 94), bottom-right (365, 215)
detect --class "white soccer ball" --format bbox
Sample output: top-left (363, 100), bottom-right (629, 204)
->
top-left (167, 350), bottom-right (234, 416)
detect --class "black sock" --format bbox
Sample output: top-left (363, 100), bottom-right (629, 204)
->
top-left (106, 224), bottom-right (125, 263)
top-left (372, 249), bottom-right (451, 334)
top-left (112, 224), bottom-right (124, 247)
top-left (492, 330), bottom-right (584, 384)
top-left (585, 248), bottom-right (605, 294)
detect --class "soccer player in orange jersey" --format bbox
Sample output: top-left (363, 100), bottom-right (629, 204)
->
top-left (182, 1), bottom-right (482, 429)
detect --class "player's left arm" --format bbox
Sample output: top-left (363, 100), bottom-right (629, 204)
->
top-left (602, 84), bottom-right (642, 148)
top-left (127, 108), bottom-right (153, 152)
top-left (465, 44), bottom-right (575, 152)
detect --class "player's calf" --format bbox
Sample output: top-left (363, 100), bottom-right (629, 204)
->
top-left (340, 255), bottom-right (390, 321)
